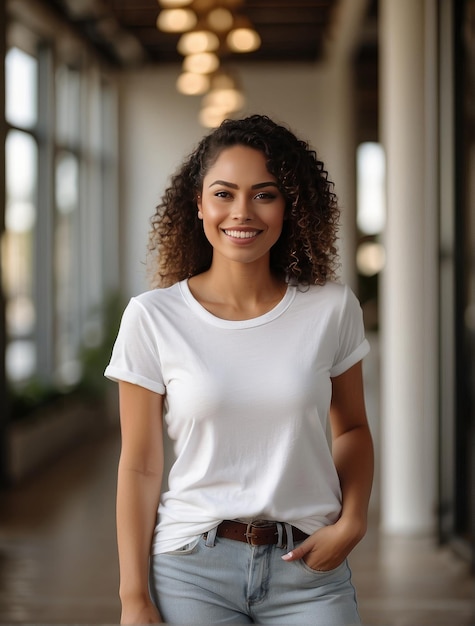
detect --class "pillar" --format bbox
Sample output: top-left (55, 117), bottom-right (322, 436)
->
top-left (379, 0), bottom-right (438, 534)
top-left (317, 0), bottom-right (370, 290)
top-left (0, 0), bottom-right (8, 485)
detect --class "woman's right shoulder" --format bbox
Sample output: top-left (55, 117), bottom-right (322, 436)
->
top-left (132, 281), bottom-right (182, 304)
top-left (126, 281), bottom-right (184, 317)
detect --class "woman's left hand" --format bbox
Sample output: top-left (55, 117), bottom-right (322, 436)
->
top-left (281, 519), bottom-right (365, 572)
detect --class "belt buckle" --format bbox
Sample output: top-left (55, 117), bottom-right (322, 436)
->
top-left (245, 520), bottom-right (277, 546)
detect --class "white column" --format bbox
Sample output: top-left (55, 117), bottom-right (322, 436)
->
top-left (379, 0), bottom-right (438, 534)
top-left (316, 59), bottom-right (357, 290)
top-left (316, 0), bottom-right (370, 290)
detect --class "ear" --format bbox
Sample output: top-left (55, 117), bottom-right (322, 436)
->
top-left (197, 194), bottom-right (203, 220)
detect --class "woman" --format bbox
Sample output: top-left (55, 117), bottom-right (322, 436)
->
top-left (105, 114), bottom-right (374, 625)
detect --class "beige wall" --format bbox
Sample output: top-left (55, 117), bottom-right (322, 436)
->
top-left (118, 62), bottom-right (356, 296)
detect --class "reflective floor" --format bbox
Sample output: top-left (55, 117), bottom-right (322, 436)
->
top-left (0, 428), bottom-right (474, 626)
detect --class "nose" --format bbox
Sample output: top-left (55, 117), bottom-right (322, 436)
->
top-left (231, 195), bottom-right (254, 221)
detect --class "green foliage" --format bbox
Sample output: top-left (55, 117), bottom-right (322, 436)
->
top-left (8, 378), bottom-right (68, 421)
top-left (76, 291), bottom-right (124, 397)
top-left (8, 290), bottom-right (124, 421)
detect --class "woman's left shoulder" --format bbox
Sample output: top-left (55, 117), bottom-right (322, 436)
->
top-left (294, 282), bottom-right (363, 321)
top-left (298, 281), bottom-right (352, 302)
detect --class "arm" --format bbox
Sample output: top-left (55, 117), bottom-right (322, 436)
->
top-left (116, 381), bottom-right (164, 624)
top-left (282, 361), bottom-right (374, 570)
top-left (329, 360), bottom-right (374, 543)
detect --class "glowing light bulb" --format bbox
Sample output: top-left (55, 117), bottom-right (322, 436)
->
top-left (226, 27), bottom-right (260, 52)
top-left (177, 30), bottom-right (220, 55)
top-left (183, 52), bottom-right (220, 74)
top-left (176, 72), bottom-right (210, 95)
top-left (156, 8), bottom-right (197, 33)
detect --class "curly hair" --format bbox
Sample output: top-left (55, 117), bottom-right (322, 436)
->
top-left (148, 114), bottom-right (340, 288)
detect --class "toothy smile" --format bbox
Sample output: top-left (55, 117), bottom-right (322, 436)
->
top-left (223, 229), bottom-right (261, 239)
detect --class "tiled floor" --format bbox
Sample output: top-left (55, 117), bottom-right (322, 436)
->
top-left (0, 428), bottom-right (474, 625)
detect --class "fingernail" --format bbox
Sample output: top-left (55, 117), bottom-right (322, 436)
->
top-left (281, 551), bottom-right (293, 561)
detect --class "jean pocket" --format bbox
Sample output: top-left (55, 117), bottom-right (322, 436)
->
top-left (297, 558), bottom-right (346, 577)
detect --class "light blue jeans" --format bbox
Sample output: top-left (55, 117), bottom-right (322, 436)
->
top-left (150, 525), bottom-right (361, 625)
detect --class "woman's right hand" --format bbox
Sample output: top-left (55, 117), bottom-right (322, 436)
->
top-left (121, 599), bottom-right (162, 624)
top-left (116, 382), bottom-right (165, 626)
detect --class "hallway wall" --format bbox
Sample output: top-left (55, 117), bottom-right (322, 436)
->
top-left (117, 60), bottom-right (381, 514)
top-left (2, 0), bottom-right (473, 566)
top-left (117, 62), bottom-right (355, 297)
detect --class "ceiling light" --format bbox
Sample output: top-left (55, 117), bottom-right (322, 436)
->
top-left (199, 105), bottom-right (230, 128)
top-left (183, 52), bottom-right (220, 74)
top-left (156, 8), bottom-right (197, 32)
top-left (177, 30), bottom-right (220, 55)
top-left (226, 26), bottom-right (261, 52)
top-left (176, 72), bottom-right (210, 95)
top-left (356, 242), bottom-right (386, 276)
top-left (209, 71), bottom-right (239, 89)
top-left (203, 87), bottom-right (245, 112)
top-left (206, 7), bottom-right (234, 32)
top-left (204, 71), bottom-right (245, 112)
top-left (113, 34), bottom-right (146, 65)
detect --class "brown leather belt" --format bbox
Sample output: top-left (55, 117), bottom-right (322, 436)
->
top-left (215, 520), bottom-right (309, 547)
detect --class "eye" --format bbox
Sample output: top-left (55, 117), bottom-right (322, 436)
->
top-left (255, 191), bottom-right (277, 200)
top-left (214, 190), bottom-right (232, 199)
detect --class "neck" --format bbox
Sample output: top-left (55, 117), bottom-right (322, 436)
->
top-left (188, 258), bottom-right (287, 320)
top-left (207, 258), bottom-right (283, 303)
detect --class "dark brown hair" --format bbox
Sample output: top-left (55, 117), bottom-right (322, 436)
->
top-left (148, 114), bottom-right (340, 287)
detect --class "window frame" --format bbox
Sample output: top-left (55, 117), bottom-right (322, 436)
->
top-left (2, 7), bottom-right (119, 406)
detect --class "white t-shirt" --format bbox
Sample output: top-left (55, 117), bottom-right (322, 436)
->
top-left (105, 280), bottom-right (369, 554)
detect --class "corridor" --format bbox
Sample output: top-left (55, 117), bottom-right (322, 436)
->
top-left (0, 427), bottom-right (474, 625)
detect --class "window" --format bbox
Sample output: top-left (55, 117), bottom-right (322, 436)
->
top-left (55, 150), bottom-right (80, 385)
top-left (355, 142), bottom-right (386, 330)
top-left (5, 47), bottom-right (37, 128)
top-left (3, 33), bottom-right (119, 401)
top-left (4, 48), bottom-right (38, 385)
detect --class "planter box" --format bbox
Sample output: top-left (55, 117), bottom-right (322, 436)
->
top-left (7, 397), bottom-right (112, 483)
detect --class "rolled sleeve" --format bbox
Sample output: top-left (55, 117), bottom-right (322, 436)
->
top-left (330, 286), bottom-right (370, 377)
top-left (104, 298), bottom-right (165, 394)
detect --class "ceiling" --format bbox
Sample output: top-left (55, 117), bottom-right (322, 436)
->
top-left (114, 0), bottom-right (338, 64)
top-left (39, 0), bottom-right (378, 140)
top-left (42, 0), bottom-right (357, 66)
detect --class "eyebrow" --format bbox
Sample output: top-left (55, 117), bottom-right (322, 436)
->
top-left (208, 180), bottom-right (279, 190)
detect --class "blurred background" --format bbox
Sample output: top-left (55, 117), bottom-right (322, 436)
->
top-left (0, 0), bottom-right (474, 623)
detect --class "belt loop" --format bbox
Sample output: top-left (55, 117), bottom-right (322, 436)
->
top-left (205, 525), bottom-right (218, 547)
top-left (275, 522), bottom-right (285, 548)
top-left (284, 523), bottom-right (294, 551)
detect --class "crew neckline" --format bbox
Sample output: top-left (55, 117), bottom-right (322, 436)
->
top-left (179, 279), bottom-right (297, 329)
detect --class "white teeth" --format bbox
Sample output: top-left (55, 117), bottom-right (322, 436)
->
top-left (224, 230), bottom-right (259, 239)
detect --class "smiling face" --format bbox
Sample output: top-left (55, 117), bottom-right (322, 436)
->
top-left (197, 145), bottom-right (286, 269)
